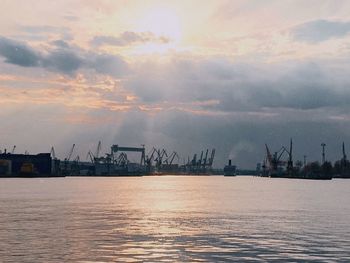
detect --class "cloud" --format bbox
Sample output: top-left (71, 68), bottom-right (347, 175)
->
top-left (291, 19), bottom-right (350, 43)
top-left (0, 37), bottom-right (40, 67)
top-left (125, 57), bottom-right (350, 114)
top-left (88, 53), bottom-right (128, 77)
top-left (51, 40), bottom-right (70, 48)
top-left (0, 36), bottom-right (128, 76)
top-left (19, 25), bottom-right (73, 40)
top-left (63, 15), bottom-right (79, 21)
top-left (42, 49), bottom-right (83, 74)
top-left (90, 31), bottom-right (170, 47)
top-left (2, 47), bottom-right (350, 168)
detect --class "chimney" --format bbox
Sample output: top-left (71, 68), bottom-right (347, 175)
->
top-left (229, 159), bottom-right (232, 166)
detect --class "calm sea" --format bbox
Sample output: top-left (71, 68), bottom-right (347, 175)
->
top-left (0, 176), bottom-right (349, 262)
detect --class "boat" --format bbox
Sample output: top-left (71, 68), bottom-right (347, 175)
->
top-left (224, 160), bottom-right (236, 176)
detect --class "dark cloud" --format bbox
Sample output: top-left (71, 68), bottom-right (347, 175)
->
top-left (2, 37), bottom-right (350, 169)
top-left (3, 102), bottom-right (350, 169)
top-left (291, 19), bottom-right (350, 43)
top-left (88, 53), bottom-right (128, 77)
top-left (51, 40), bottom-right (70, 48)
top-left (125, 59), bottom-right (350, 112)
top-left (0, 37), bottom-right (40, 67)
top-left (139, 109), bottom-right (350, 168)
top-left (126, 58), bottom-right (350, 113)
top-left (42, 49), bottom-right (83, 74)
top-left (90, 31), bottom-right (170, 47)
top-left (0, 36), bottom-right (128, 76)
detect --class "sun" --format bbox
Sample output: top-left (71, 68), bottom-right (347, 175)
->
top-left (137, 7), bottom-right (182, 43)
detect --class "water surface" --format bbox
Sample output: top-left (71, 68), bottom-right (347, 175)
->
top-left (1, 176), bottom-right (349, 262)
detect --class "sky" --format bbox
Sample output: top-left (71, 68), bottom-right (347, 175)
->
top-left (1, 0), bottom-right (350, 168)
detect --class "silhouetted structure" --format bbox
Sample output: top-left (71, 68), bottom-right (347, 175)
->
top-left (0, 153), bottom-right (60, 177)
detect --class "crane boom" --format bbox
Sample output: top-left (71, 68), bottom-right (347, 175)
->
top-left (209, 149), bottom-right (215, 165)
top-left (86, 151), bottom-right (94, 163)
top-left (198, 151), bottom-right (203, 165)
top-left (277, 147), bottom-right (287, 161)
top-left (169, 151), bottom-right (179, 165)
top-left (203, 149), bottom-right (209, 166)
top-left (67, 144), bottom-right (75, 161)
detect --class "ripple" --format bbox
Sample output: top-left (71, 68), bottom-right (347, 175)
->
top-left (0, 177), bottom-right (350, 262)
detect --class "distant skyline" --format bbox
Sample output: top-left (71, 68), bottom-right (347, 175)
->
top-left (1, 0), bottom-right (350, 168)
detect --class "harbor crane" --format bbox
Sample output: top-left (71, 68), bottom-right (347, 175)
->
top-left (265, 144), bottom-right (288, 172)
top-left (86, 150), bottom-right (94, 163)
top-left (116, 152), bottom-right (128, 166)
top-left (202, 149), bottom-right (209, 168)
top-left (198, 151), bottom-right (203, 166)
top-left (155, 149), bottom-right (168, 168)
top-left (62, 144), bottom-right (75, 176)
top-left (145, 147), bottom-right (157, 166)
top-left (208, 149), bottom-right (216, 166)
top-left (65, 144), bottom-right (75, 161)
top-left (166, 151), bottom-right (179, 165)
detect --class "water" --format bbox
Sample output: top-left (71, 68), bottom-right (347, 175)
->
top-left (0, 176), bottom-right (349, 262)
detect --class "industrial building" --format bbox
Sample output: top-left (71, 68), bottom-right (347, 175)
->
top-left (0, 153), bottom-right (60, 177)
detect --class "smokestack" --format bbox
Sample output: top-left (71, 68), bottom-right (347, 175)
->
top-left (229, 159), bottom-right (232, 166)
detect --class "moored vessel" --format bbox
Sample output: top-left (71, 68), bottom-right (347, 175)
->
top-left (224, 160), bottom-right (236, 176)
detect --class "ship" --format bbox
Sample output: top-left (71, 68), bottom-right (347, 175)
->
top-left (224, 160), bottom-right (236, 176)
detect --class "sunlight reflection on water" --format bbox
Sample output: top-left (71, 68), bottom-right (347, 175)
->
top-left (0, 176), bottom-right (350, 262)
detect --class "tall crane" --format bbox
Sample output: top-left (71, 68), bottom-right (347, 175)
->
top-left (145, 147), bottom-right (157, 167)
top-left (198, 151), bottom-right (203, 166)
top-left (208, 149), bottom-right (216, 166)
top-left (166, 151), bottom-right (179, 165)
top-left (161, 149), bottom-right (168, 163)
top-left (286, 139), bottom-right (293, 172)
top-left (65, 144), bottom-right (75, 161)
top-left (202, 149), bottom-right (209, 167)
top-left (265, 144), bottom-right (287, 172)
top-left (116, 152), bottom-right (128, 166)
top-left (86, 150), bottom-right (94, 163)
top-left (155, 149), bottom-right (168, 167)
